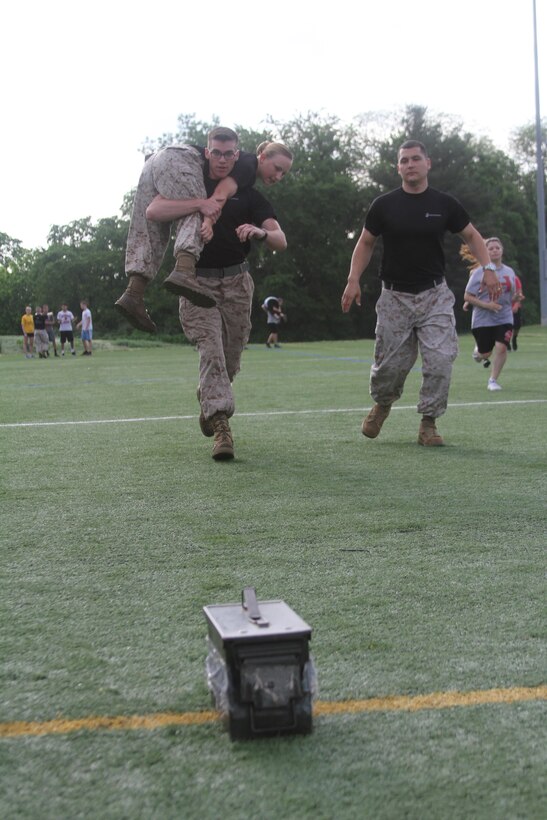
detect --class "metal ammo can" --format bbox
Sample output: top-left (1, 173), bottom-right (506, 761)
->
top-left (203, 587), bottom-right (316, 740)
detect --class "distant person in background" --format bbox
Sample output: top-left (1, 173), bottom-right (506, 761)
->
top-left (33, 305), bottom-right (50, 359)
top-left (464, 236), bottom-right (517, 391)
top-left (57, 303), bottom-right (76, 356)
top-left (262, 296), bottom-right (286, 348)
top-left (43, 304), bottom-right (59, 357)
top-left (21, 306), bottom-right (35, 358)
top-left (511, 274), bottom-right (525, 350)
top-left (77, 301), bottom-right (93, 356)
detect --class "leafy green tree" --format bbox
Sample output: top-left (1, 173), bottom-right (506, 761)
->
top-left (2, 108), bottom-right (541, 340)
top-left (0, 233), bottom-right (36, 334)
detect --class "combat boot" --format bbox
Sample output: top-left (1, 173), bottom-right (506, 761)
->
top-left (211, 413), bottom-right (234, 460)
top-left (362, 404), bottom-right (391, 438)
top-left (163, 252), bottom-right (216, 308)
top-left (418, 416), bottom-right (444, 446)
top-left (115, 274), bottom-right (157, 334)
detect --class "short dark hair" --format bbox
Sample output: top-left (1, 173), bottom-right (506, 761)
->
top-left (398, 140), bottom-right (428, 157)
top-left (207, 126), bottom-right (239, 146)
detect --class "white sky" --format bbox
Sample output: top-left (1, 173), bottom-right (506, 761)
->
top-left (2, 0), bottom-right (545, 249)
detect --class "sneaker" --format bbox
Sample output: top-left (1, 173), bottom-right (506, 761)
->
top-left (362, 404), bottom-right (391, 438)
top-left (487, 378), bottom-right (502, 391)
top-left (197, 389), bottom-right (214, 437)
top-left (211, 413), bottom-right (234, 460)
top-left (274, 344), bottom-right (281, 348)
top-left (71, 350), bottom-right (76, 356)
top-left (61, 351), bottom-right (65, 356)
top-left (483, 359), bottom-right (491, 369)
top-left (512, 339), bottom-right (518, 351)
top-left (418, 416), bottom-right (444, 446)
top-left (266, 343), bottom-right (271, 348)
top-left (472, 347), bottom-right (481, 362)
top-left (115, 292), bottom-right (157, 334)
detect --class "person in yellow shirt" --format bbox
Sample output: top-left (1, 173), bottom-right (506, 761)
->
top-left (21, 306), bottom-right (35, 358)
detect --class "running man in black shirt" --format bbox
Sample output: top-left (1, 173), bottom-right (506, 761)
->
top-left (147, 129), bottom-right (288, 461)
top-left (341, 140), bottom-right (500, 446)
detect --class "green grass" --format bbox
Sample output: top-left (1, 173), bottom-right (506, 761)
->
top-left (1, 329), bottom-right (546, 818)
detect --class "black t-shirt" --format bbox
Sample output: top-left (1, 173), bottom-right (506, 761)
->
top-left (197, 176), bottom-right (276, 268)
top-left (193, 147), bottom-right (258, 190)
top-left (34, 312), bottom-right (46, 330)
top-left (365, 187), bottom-right (470, 287)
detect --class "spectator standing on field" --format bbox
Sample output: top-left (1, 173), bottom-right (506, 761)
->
top-left (43, 304), bottom-right (59, 357)
top-left (77, 301), bottom-right (93, 355)
top-left (33, 305), bottom-right (50, 359)
top-left (464, 236), bottom-right (517, 391)
top-left (262, 296), bottom-right (286, 347)
top-left (341, 139), bottom-right (501, 446)
top-left (21, 306), bottom-right (35, 358)
top-left (57, 303), bottom-right (76, 356)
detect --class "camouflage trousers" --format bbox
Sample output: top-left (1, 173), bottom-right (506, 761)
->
top-left (370, 282), bottom-right (459, 418)
top-left (179, 270), bottom-right (254, 419)
top-left (125, 146), bottom-right (206, 283)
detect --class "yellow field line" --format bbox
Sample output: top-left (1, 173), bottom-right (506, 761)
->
top-left (1, 685), bottom-right (545, 738)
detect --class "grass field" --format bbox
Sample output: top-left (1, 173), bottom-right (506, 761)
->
top-left (1, 328), bottom-right (546, 819)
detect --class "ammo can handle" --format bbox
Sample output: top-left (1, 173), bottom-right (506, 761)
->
top-left (242, 587), bottom-right (269, 627)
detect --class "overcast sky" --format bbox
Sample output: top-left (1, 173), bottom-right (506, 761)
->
top-left (2, 0), bottom-right (545, 249)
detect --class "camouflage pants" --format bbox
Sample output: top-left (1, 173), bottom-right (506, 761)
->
top-left (125, 146), bottom-right (206, 282)
top-left (179, 271), bottom-right (254, 419)
top-left (34, 329), bottom-right (49, 355)
top-left (371, 282), bottom-right (459, 418)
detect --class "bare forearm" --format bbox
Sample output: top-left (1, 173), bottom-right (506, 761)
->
top-left (348, 239), bottom-right (374, 285)
top-left (211, 177), bottom-right (237, 205)
top-left (262, 227), bottom-right (287, 251)
top-left (146, 195), bottom-right (207, 222)
top-left (464, 292), bottom-right (499, 311)
top-left (460, 225), bottom-right (490, 267)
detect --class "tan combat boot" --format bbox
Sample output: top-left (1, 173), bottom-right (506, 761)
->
top-left (163, 252), bottom-right (216, 308)
top-left (211, 413), bottom-right (234, 460)
top-left (418, 416), bottom-right (444, 446)
top-left (362, 404), bottom-right (392, 438)
top-left (114, 274), bottom-right (157, 333)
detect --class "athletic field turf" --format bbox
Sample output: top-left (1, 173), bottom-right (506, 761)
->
top-left (1, 329), bottom-right (546, 819)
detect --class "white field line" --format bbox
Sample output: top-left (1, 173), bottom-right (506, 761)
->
top-left (1, 399), bottom-right (546, 429)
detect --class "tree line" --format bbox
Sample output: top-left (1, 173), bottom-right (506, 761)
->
top-left (1, 106), bottom-right (545, 342)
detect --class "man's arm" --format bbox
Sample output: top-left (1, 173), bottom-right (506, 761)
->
top-left (146, 195), bottom-right (221, 222)
top-left (235, 218), bottom-right (287, 251)
top-left (459, 224), bottom-right (501, 299)
top-left (341, 228), bottom-right (378, 313)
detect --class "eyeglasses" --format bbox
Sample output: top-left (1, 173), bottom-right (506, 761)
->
top-left (209, 149), bottom-right (238, 160)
